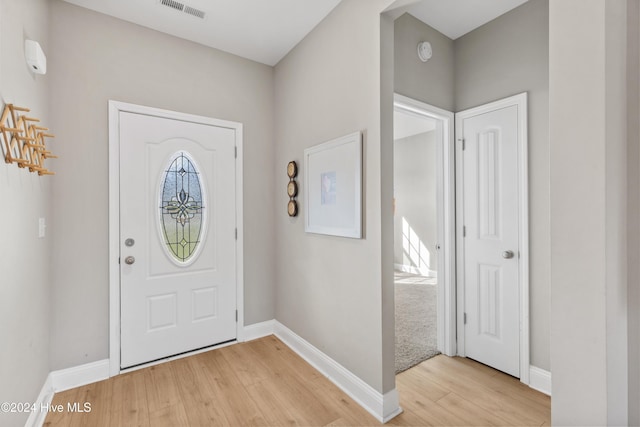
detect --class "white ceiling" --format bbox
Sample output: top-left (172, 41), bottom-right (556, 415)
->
top-left (61, 0), bottom-right (529, 67)
top-left (405, 0), bottom-right (530, 40)
top-left (61, 0), bottom-right (342, 66)
top-left (394, 111), bottom-right (436, 141)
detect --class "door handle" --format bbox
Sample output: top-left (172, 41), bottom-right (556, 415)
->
top-left (502, 250), bottom-right (514, 259)
top-left (124, 256), bottom-right (136, 265)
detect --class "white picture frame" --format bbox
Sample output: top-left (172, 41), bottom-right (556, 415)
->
top-left (304, 131), bottom-right (362, 238)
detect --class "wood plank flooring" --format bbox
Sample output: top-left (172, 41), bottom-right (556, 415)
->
top-left (44, 336), bottom-right (550, 426)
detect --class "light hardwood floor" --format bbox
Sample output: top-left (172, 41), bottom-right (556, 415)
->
top-left (44, 336), bottom-right (550, 426)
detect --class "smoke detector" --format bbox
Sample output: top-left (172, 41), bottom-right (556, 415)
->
top-left (417, 41), bottom-right (432, 62)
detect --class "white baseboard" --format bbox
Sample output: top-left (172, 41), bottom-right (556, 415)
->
top-left (50, 359), bottom-right (110, 393)
top-left (25, 373), bottom-right (54, 427)
top-left (381, 389), bottom-right (403, 422)
top-left (273, 321), bottom-right (402, 423)
top-left (27, 360), bottom-right (110, 427)
top-left (394, 263), bottom-right (437, 278)
top-left (242, 320), bottom-right (275, 341)
top-left (25, 359), bottom-right (109, 427)
top-left (529, 366), bottom-right (551, 396)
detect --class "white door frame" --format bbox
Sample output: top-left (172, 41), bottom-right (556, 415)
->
top-left (455, 92), bottom-right (529, 384)
top-left (108, 101), bottom-right (244, 377)
top-left (393, 94), bottom-right (456, 357)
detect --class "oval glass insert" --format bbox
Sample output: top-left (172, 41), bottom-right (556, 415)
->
top-left (159, 151), bottom-right (206, 264)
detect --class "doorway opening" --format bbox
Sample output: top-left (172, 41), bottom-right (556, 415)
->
top-left (393, 95), bottom-right (456, 375)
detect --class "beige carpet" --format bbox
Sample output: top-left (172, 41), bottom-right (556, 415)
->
top-left (395, 271), bottom-right (439, 374)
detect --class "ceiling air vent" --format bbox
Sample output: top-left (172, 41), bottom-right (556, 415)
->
top-left (160, 0), bottom-right (183, 11)
top-left (159, 0), bottom-right (206, 19)
top-left (183, 6), bottom-right (206, 19)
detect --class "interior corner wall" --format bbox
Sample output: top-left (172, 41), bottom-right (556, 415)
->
top-left (628, 3), bottom-right (640, 425)
top-left (47, 0), bottom-right (276, 370)
top-left (454, 0), bottom-right (550, 371)
top-left (394, 13), bottom-right (455, 112)
top-left (604, 1), bottom-right (629, 424)
top-left (627, 1), bottom-right (640, 426)
top-left (0, 0), bottom-right (51, 426)
top-left (274, 0), bottom-right (390, 393)
top-left (380, 6), bottom-right (397, 395)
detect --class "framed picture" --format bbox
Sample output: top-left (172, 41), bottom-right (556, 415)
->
top-left (304, 131), bottom-right (362, 238)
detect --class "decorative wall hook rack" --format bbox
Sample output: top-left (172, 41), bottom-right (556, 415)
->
top-left (1, 103), bottom-right (57, 175)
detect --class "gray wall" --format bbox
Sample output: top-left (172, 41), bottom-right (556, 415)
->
top-left (549, 0), bottom-right (632, 424)
top-left (0, 1), bottom-right (51, 425)
top-left (603, 1), bottom-right (630, 422)
top-left (394, 13), bottom-right (455, 112)
top-left (48, 0), bottom-right (276, 370)
top-left (454, 0), bottom-right (550, 371)
top-left (628, 2), bottom-right (640, 424)
top-left (274, 0), bottom-right (394, 393)
top-left (393, 0), bottom-right (550, 371)
top-left (393, 131), bottom-right (437, 274)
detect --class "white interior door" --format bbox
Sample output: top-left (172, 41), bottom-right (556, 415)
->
top-left (456, 95), bottom-right (527, 378)
top-left (119, 112), bottom-right (237, 369)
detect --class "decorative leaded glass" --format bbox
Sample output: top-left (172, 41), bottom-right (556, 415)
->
top-left (159, 152), bottom-right (205, 263)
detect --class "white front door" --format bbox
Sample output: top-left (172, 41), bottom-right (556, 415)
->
top-left (456, 94), bottom-right (527, 378)
top-left (119, 111), bottom-right (237, 369)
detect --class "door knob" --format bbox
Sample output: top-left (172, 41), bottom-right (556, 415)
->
top-left (124, 256), bottom-right (136, 265)
top-left (502, 250), bottom-right (514, 259)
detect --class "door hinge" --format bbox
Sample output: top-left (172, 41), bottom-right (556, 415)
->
top-left (235, 310), bottom-right (238, 322)
top-left (463, 226), bottom-right (466, 237)
top-left (235, 228), bottom-right (238, 240)
top-left (458, 138), bottom-right (465, 150)
top-left (464, 312), bottom-right (467, 324)
top-left (118, 257), bottom-right (120, 264)
top-left (234, 146), bottom-right (237, 159)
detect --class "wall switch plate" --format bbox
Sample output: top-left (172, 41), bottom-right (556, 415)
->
top-left (38, 218), bottom-right (46, 238)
